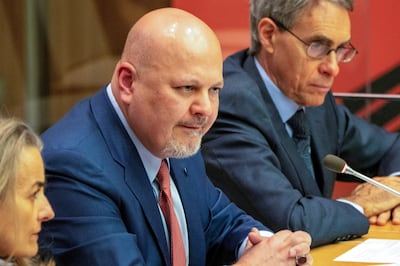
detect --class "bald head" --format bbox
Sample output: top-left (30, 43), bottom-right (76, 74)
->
top-left (120, 8), bottom-right (222, 70)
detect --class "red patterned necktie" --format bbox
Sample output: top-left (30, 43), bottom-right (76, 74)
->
top-left (157, 160), bottom-right (186, 266)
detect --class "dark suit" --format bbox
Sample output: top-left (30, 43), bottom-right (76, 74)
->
top-left (201, 49), bottom-right (400, 247)
top-left (39, 87), bottom-right (268, 266)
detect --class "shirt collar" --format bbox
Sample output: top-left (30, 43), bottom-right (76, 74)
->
top-left (253, 57), bottom-right (300, 123)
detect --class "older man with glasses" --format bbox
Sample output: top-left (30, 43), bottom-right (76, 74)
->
top-left (202, 0), bottom-right (400, 248)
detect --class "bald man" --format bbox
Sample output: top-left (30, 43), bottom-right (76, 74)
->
top-left (39, 8), bottom-right (312, 266)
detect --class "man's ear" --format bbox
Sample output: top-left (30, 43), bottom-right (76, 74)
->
top-left (258, 17), bottom-right (279, 53)
top-left (117, 62), bottom-right (136, 101)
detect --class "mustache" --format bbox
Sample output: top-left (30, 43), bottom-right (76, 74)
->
top-left (179, 116), bottom-right (208, 128)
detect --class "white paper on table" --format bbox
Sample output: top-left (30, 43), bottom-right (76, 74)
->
top-left (370, 264), bottom-right (400, 266)
top-left (334, 238), bottom-right (400, 263)
top-left (369, 265), bottom-right (400, 266)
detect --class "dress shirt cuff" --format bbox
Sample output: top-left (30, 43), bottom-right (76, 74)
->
top-left (237, 230), bottom-right (274, 259)
top-left (337, 198), bottom-right (364, 214)
top-left (389, 171), bottom-right (400, 177)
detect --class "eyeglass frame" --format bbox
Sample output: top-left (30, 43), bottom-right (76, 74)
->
top-left (270, 17), bottom-right (358, 63)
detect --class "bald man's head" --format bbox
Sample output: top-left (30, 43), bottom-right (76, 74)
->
top-left (109, 8), bottom-right (223, 158)
top-left (120, 8), bottom-right (222, 74)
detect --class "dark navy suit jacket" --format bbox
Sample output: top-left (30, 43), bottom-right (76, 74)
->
top-left (40, 87), bottom-right (268, 266)
top-left (201, 49), bottom-right (400, 247)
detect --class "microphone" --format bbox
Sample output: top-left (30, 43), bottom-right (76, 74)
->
top-left (323, 154), bottom-right (400, 197)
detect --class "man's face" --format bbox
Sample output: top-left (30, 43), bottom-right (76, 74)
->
top-left (268, 1), bottom-right (351, 106)
top-left (126, 34), bottom-right (223, 158)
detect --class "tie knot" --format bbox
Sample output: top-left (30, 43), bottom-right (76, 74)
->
top-left (287, 109), bottom-right (310, 138)
top-left (157, 160), bottom-right (171, 190)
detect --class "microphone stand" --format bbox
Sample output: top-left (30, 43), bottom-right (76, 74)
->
top-left (344, 165), bottom-right (400, 198)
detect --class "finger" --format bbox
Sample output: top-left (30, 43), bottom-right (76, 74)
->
top-left (288, 242), bottom-right (311, 258)
top-left (392, 205), bottom-right (400, 224)
top-left (247, 228), bottom-right (263, 245)
top-left (291, 230), bottom-right (312, 245)
top-left (376, 210), bottom-right (391, 225)
top-left (369, 215), bottom-right (378, 225)
top-left (287, 231), bottom-right (312, 258)
top-left (268, 229), bottom-right (293, 246)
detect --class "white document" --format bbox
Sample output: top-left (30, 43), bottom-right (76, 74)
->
top-left (334, 238), bottom-right (400, 263)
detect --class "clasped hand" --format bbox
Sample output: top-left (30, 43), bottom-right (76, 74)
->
top-left (344, 176), bottom-right (400, 225)
top-left (234, 228), bottom-right (313, 266)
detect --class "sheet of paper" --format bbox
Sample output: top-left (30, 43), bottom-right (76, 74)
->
top-left (369, 264), bottom-right (400, 266)
top-left (334, 238), bottom-right (400, 263)
top-left (370, 264), bottom-right (400, 266)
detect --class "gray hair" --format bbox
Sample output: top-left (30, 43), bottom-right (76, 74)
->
top-left (249, 0), bottom-right (354, 55)
top-left (0, 117), bottom-right (42, 205)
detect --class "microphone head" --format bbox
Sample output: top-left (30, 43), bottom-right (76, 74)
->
top-left (323, 154), bottom-right (347, 174)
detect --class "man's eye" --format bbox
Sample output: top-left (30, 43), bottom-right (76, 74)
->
top-left (310, 42), bottom-right (327, 51)
top-left (210, 87), bottom-right (221, 94)
top-left (308, 42), bottom-right (330, 57)
top-left (31, 190), bottom-right (40, 200)
top-left (181, 86), bottom-right (193, 91)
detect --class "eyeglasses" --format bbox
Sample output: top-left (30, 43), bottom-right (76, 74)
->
top-left (271, 18), bottom-right (358, 63)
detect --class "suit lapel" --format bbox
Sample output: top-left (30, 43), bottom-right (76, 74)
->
top-left (307, 103), bottom-right (337, 197)
top-left (123, 159), bottom-right (171, 264)
top-left (90, 87), bottom-right (170, 263)
top-left (169, 158), bottom-right (205, 264)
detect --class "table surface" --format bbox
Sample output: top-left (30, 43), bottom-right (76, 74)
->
top-left (310, 223), bottom-right (400, 266)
